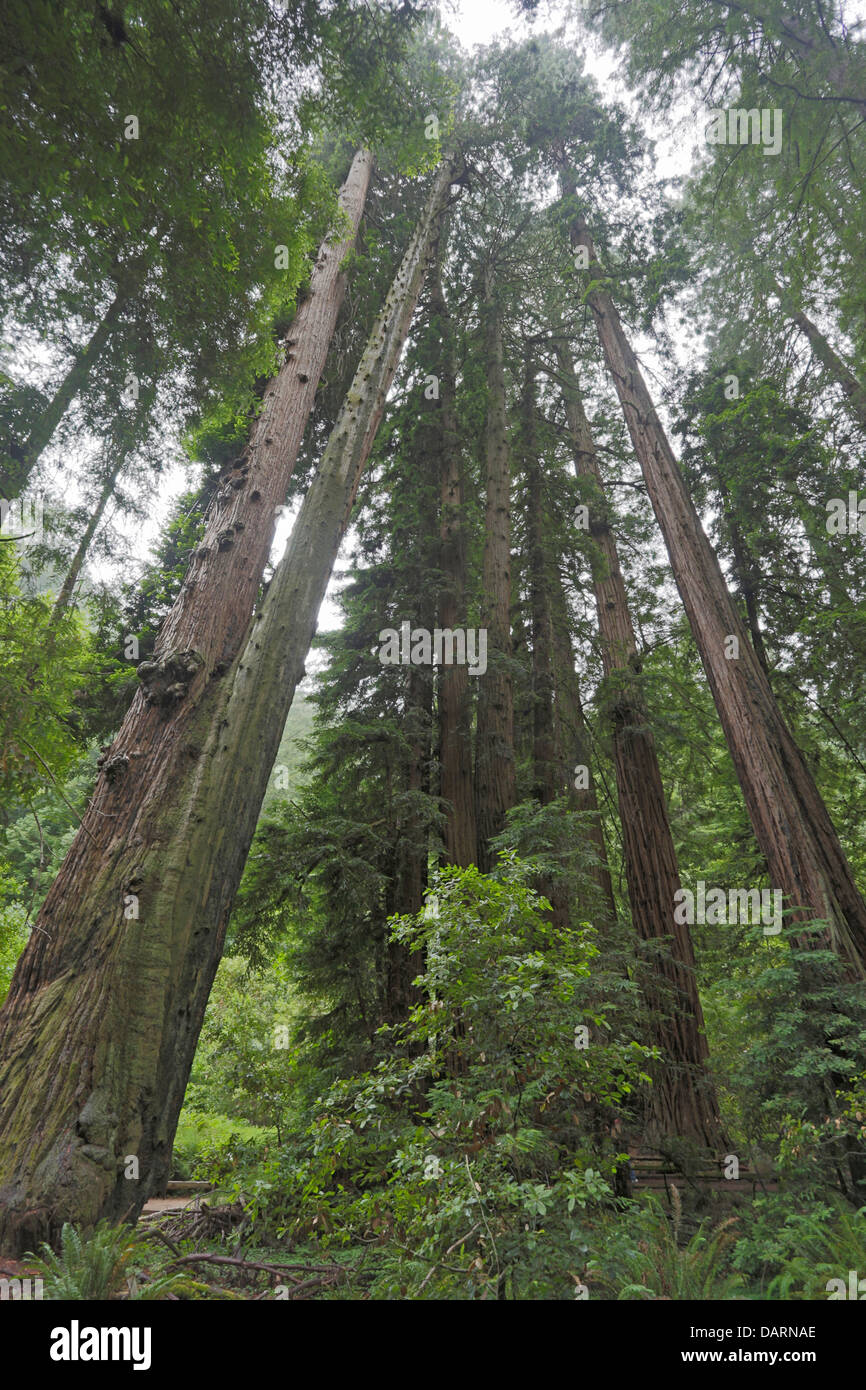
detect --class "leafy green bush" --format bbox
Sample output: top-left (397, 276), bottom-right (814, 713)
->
top-left (184, 955), bottom-right (299, 1141)
top-left (234, 857), bottom-right (656, 1298)
top-left (0, 894), bottom-right (28, 1005)
top-left (729, 1195), bottom-right (866, 1299)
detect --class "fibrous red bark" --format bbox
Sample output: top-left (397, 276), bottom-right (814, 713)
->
top-left (555, 339), bottom-right (722, 1147)
top-left (568, 202), bottom-right (866, 979)
top-left (0, 150), bottom-right (377, 1255)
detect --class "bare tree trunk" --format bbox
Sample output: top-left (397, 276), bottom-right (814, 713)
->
top-left (475, 269), bottom-right (517, 869)
top-left (555, 339), bottom-right (722, 1147)
top-left (569, 205), bottom-right (866, 977)
top-left (4, 288), bottom-right (129, 494)
top-left (433, 246), bottom-right (476, 868)
top-left (549, 568), bottom-right (617, 926)
top-left (51, 448), bottom-right (129, 621)
top-left (773, 281), bottom-right (866, 434)
top-left (0, 149), bottom-right (399, 1255)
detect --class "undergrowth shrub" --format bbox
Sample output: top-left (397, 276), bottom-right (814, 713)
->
top-left (229, 856), bottom-right (657, 1298)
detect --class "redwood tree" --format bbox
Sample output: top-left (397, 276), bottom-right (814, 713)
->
top-left (567, 199), bottom-right (866, 979)
top-left (0, 149), bottom-right (402, 1253)
top-left (475, 265), bottom-right (518, 869)
top-left (549, 569), bottom-right (617, 925)
top-left (433, 243), bottom-right (477, 868)
top-left (523, 353), bottom-right (570, 929)
top-left (554, 338), bottom-right (723, 1147)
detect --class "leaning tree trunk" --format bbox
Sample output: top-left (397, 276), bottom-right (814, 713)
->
top-left (475, 269), bottom-right (517, 870)
top-left (568, 203), bottom-right (866, 977)
top-left (433, 246), bottom-right (477, 868)
top-left (0, 148), bottom-right (393, 1255)
top-left (196, 152), bottom-right (455, 1067)
top-left (773, 282), bottom-right (866, 434)
top-left (3, 286), bottom-right (130, 496)
top-left (554, 340), bottom-right (722, 1148)
top-left (161, 148), bottom-right (374, 669)
top-left (51, 446), bottom-right (131, 621)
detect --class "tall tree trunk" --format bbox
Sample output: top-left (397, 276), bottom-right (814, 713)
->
top-left (523, 354), bottom-right (569, 928)
top-left (773, 281), bottom-right (866, 434)
top-left (714, 472), bottom-right (772, 678)
top-left (549, 569), bottom-right (617, 926)
top-left (554, 340), bottom-right (722, 1147)
top-left (0, 148), bottom-right (406, 1255)
top-left (568, 204), bottom-right (866, 977)
top-left (433, 245), bottom-right (476, 868)
top-left (4, 288), bottom-right (129, 495)
top-left (161, 148), bottom-right (374, 670)
top-left (475, 269), bottom-right (517, 869)
top-left (51, 448), bottom-right (129, 621)
top-left (524, 359), bottom-right (556, 808)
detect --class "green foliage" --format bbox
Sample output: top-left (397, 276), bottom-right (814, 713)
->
top-left (0, 548), bottom-right (96, 804)
top-left (0, 886), bottom-right (28, 1005)
top-left (706, 925), bottom-right (866, 1188)
top-left (729, 1197), bottom-right (866, 1300)
top-left (1, 745), bottom-right (101, 906)
top-left (184, 956), bottom-right (298, 1143)
top-left (0, 0), bottom-right (348, 486)
top-left (227, 859), bottom-right (655, 1298)
top-left (172, 1112), bottom-right (275, 1186)
top-left (588, 1190), bottom-right (746, 1300)
top-left (493, 797), bottom-right (618, 930)
top-left (27, 1221), bottom-right (197, 1301)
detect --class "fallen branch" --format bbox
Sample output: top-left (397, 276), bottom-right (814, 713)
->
top-left (141, 1225), bottom-right (182, 1258)
top-left (279, 1274), bottom-right (340, 1300)
top-left (166, 1252), bottom-right (348, 1281)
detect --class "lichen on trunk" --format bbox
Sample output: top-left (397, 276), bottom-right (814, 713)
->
top-left (0, 149), bottom-right (380, 1255)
